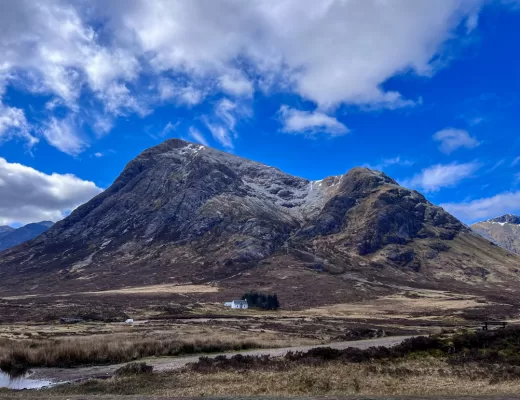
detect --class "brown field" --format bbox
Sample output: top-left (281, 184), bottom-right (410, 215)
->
top-left (83, 284), bottom-right (219, 295)
top-left (0, 332), bottom-right (273, 370)
top-left (2, 284), bottom-right (520, 398)
top-left (10, 328), bottom-right (520, 398)
top-left (4, 359), bottom-right (520, 398)
top-left (0, 318), bottom-right (323, 371)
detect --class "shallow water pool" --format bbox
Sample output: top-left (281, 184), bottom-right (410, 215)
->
top-left (0, 371), bottom-right (54, 390)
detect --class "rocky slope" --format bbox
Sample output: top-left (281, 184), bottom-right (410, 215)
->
top-left (471, 215), bottom-right (520, 255)
top-left (0, 221), bottom-right (54, 252)
top-left (0, 139), bottom-right (519, 301)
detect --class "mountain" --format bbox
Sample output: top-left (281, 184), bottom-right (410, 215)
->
top-left (0, 226), bottom-right (15, 239)
top-left (0, 139), bottom-right (519, 303)
top-left (0, 221), bottom-right (54, 252)
top-left (0, 226), bottom-right (15, 234)
top-left (471, 214), bottom-right (520, 255)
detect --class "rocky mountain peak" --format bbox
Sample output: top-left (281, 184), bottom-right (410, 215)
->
top-left (486, 214), bottom-right (520, 225)
top-left (471, 214), bottom-right (520, 255)
top-left (0, 139), bottom-right (517, 297)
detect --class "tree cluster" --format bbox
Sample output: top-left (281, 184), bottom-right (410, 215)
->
top-left (242, 291), bottom-right (280, 310)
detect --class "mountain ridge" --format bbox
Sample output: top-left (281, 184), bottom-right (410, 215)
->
top-left (0, 221), bottom-right (54, 252)
top-left (0, 139), bottom-right (519, 306)
top-left (471, 214), bottom-right (520, 255)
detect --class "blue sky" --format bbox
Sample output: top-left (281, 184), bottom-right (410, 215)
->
top-left (0, 0), bottom-right (519, 226)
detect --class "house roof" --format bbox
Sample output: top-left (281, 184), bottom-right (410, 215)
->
top-left (232, 300), bottom-right (247, 304)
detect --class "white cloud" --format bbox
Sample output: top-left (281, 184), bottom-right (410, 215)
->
top-left (219, 72), bottom-right (254, 97)
top-left (41, 117), bottom-right (87, 156)
top-left (158, 79), bottom-right (204, 106)
top-left (402, 162), bottom-right (480, 192)
top-left (279, 106), bottom-right (349, 136)
top-left (433, 128), bottom-right (480, 154)
top-left (188, 127), bottom-right (209, 146)
top-left (0, 157), bottom-right (103, 225)
top-left (99, 82), bottom-right (149, 117)
top-left (202, 98), bottom-right (251, 148)
top-left (92, 115), bottom-right (114, 137)
top-left (511, 156), bottom-right (520, 167)
top-left (204, 119), bottom-right (233, 149)
top-left (0, 1), bottom-right (139, 107)
top-left (441, 191), bottom-right (520, 224)
top-left (94, 152), bottom-right (103, 158)
top-left (0, 0), bottom-right (492, 153)
top-left (0, 101), bottom-right (38, 147)
top-left (215, 99), bottom-right (240, 132)
top-left (108, 0), bottom-right (481, 109)
top-left (364, 156), bottom-right (414, 171)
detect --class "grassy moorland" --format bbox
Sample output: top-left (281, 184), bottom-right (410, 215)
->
top-left (0, 331), bottom-right (303, 373)
top-left (26, 327), bottom-right (520, 397)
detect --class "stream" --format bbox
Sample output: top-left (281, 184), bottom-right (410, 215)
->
top-left (0, 371), bottom-right (54, 390)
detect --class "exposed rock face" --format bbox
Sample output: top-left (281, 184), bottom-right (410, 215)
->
top-left (0, 221), bottom-right (54, 252)
top-left (472, 215), bottom-right (520, 255)
top-left (488, 214), bottom-right (520, 225)
top-left (0, 139), bottom-right (519, 298)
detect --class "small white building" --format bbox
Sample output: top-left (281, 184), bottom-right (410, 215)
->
top-left (224, 300), bottom-right (248, 309)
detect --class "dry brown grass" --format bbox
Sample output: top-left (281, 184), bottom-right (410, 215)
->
top-left (0, 332), bottom-right (272, 370)
top-left (84, 284), bottom-right (219, 295)
top-left (298, 289), bottom-right (488, 320)
top-left (41, 359), bottom-right (520, 397)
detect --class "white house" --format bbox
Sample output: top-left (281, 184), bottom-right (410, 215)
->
top-left (224, 300), bottom-right (248, 309)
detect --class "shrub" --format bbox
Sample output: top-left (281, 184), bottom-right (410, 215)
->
top-left (242, 292), bottom-right (280, 310)
top-left (114, 362), bottom-right (153, 376)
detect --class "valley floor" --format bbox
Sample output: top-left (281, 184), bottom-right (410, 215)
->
top-left (5, 341), bottom-right (520, 398)
top-left (2, 285), bottom-right (520, 397)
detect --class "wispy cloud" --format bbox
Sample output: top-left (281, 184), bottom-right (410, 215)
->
top-left (0, 100), bottom-right (38, 148)
top-left (188, 127), bottom-right (209, 146)
top-left (363, 156), bottom-right (414, 171)
top-left (487, 159), bottom-right (505, 172)
top-left (160, 121), bottom-right (180, 138)
top-left (441, 191), bottom-right (520, 224)
top-left (511, 156), bottom-right (520, 167)
top-left (433, 128), bottom-right (480, 154)
top-left (204, 120), bottom-right (233, 149)
top-left (202, 98), bottom-right (251, 149)
top-left (401, 162), bottom-right (480, 192)
top-left (158, 79), bottom-right (205, 106)
top-left (219, 72), bottom-right (254, 97)
top-left (279, 106), bottom-right (349, 136)
top-left (41, 117), bottom-right (87, 156)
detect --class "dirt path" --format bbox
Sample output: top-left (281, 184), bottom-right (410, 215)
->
top-left (29, 336), bottom-right (411, 383)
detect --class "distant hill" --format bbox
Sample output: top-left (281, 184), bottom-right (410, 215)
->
top-left (0, 221), bottom-right (54, 252)
top-left (471, 214), bottom-right (520, 255)
top-left (0, 226), bottom-right (15, 238)
top-left (0, 139), bottom-right (519, 306)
